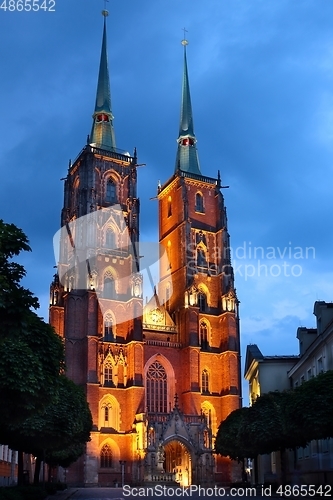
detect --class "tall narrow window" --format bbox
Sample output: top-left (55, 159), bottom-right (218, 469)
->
top-left (166, 282), bottom-right (171, 310)
top-left (197, 249), bottom-right (207, 267)
top-left (167, 196), bottom-right (172, 217)
top-left (198, 292), bottom-right (207, 312)
top-left (167, 241), bottom-right (172, 270)
top-left (104, 315), bottom-right (114, 341)
top-left (195, 192), bottom-right (204, 213)
top-left (200, 321), bottom-right (209, 349)
top-left (104, 274), bottom-right (115, 299)
top-left (106, 179), bottom-right (117, 203)
top-left (202, 370), bottom-right (209, 393)
top-left (105, 228), bottom-right (115, 249)
top-left (146, 361), bottom-right (167, 413)
top-left (104, 361), bottom-right (113, 386)
top-left (100, 444), bottom-right (113, 468)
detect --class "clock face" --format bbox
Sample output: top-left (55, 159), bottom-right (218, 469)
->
top-left (150, 308), bottom-right (163, 323)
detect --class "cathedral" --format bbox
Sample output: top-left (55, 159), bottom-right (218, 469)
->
top-left (49, 12), bottom-right (241, 487)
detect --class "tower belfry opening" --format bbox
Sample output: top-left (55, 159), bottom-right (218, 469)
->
top-left (49, 19), bottom-right (241, 487)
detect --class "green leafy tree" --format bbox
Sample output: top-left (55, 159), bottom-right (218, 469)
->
top-left (0, 220), bottom-right (65, 484)
top-left (5, 375), bottom-right (92, 484)
top-left (0, 220), bottom-right (64, 429)
top-left (215, 406), bottom-right (257, 461)
top-left (293, 370), bottom-right (333, 442)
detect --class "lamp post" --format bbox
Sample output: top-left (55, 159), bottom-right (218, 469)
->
top-left (119, 460), bottom-right (126, 486)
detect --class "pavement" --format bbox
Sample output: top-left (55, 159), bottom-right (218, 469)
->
top-left (46, 488), bottom-right (78, 500)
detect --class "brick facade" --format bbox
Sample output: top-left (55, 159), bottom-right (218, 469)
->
top-left (49, 20), bottom-right (241, 487)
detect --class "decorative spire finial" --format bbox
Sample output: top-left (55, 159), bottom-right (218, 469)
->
top-left (102, 0), bottom-right (108, 16)
top-left (181, 27), bottom-right (188, 46)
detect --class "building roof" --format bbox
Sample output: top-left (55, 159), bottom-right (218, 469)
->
top-left (175, 41), bottom-right (201, 175)
top-left (90, 12), bottom-right (116, 151)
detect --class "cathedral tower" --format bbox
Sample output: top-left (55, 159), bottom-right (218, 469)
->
top-left (50, 20), bottom-right (241, 487)
top-left (50, 12), bottom-right (144, 485)
top-left (155, 38), bottom-right (241, 483)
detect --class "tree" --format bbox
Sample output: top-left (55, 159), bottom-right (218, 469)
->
top-left (293, 370), bottom-right (333, 442)
top-left (0, 220), bottom-right (64, 429)
top-left (4, 375), bottom-right (92, 484)
top-left (215, 406), bottom-right (256, 461)
top-left (0, 220), bottom-right (65, 484)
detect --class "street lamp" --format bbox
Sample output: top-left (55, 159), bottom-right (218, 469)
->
top-left (119, 460), bottom-right (126, 486)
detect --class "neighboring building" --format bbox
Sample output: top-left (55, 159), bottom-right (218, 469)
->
top-left (244, 300), bottom-right (333, 485)
top-left (0, 446), bottom-right (17, 486)
top-left (244, 345), bottom-right (298, 483)
top-left (288, 301), bottom-right (333, 485)
top-left (49, 14), bottom-right (241, 486)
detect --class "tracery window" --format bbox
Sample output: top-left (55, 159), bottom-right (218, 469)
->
top-left (202, 370), bottom-right (209, 393)
top-left (100, 444), bottom-right (113, 468)
top-left (200, 321), bottom-right (209, 349)
top-left (104, 314), bottom-right (114, 341)
top-left (104, 360), bottom-right (113, 386)
top-left (146, 361), bottom-right (167, 413)
top-left (106, 179), bottom-right (117, 203)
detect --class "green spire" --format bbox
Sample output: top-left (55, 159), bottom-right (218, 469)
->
top-left (175, 39), bottom-right (201, 175)
top-left (90, 11), bottom-right (116, 151)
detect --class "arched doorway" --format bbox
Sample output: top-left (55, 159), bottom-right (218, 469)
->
top-left (164, 440), bottom-right (192, 486)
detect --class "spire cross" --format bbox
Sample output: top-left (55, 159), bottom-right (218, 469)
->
top-left (181, 27), bottom-right (188, 46)
top-left (102, 0), bottom-right (108, 16)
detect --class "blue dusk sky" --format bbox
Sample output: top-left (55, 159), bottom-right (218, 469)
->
top-left (1, 0), bottom-right (333, 403)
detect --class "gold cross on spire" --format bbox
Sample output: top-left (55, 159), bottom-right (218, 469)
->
top-left (181, 27), bottom-right (188, 46)
top-left (102, 0), bottom-right (109, 17)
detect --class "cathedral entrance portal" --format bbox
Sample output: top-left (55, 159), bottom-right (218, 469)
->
top-left (164, 440), bottom-right (192, 486)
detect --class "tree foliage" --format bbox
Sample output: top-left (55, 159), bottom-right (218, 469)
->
top-left (215, 406), bottom-right (257, 461)
top-left (292, 370), bottom-right (333, 442)
top-left (4, 375), bottom-right (92, 482)
top-left (216, 371), bottom-right (333, 461)
top-left (0, 220), bottom-right (64, 431)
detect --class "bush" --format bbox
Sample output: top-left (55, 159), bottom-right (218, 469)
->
top-left (6, 486), bottom-right (47, 500)
top-left (44, 483), bottom-right (57, 495)
top-left (0, 487), bottom-right (24, 500)
top-left (56, 482), bottom-right (67, 491)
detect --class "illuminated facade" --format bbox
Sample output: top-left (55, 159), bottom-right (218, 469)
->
top-left (49, 14), bottom-right (241, 486)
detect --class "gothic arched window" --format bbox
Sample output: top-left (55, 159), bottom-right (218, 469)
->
top-left (104, 360), bottom-right (113, 386)
top-left (105, 228), bottom-right (115, 249)
top-left (198, 292), bottom-right (207, 312)
top-left (103, 274), bottom-right (115, 299)
top-left (104, 314), bottom-right (114, 341)
top-left (146, 361), bottom-right (167, 413)
top-left (100, 444), bottom-right (113, 468)
top-left (195, 192), bottom-right (204, 213)
top-left (200, 321), bottom-right (209, 349)
top-left (197, 248), bottom-right (207, 267)
top-left (202, 370), bottom-right (209, 393)
top-left (106, 179), bottom-right (117, 204)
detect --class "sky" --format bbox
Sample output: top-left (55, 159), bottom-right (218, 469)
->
top-left (1, 0), bottom-right (333, 404)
